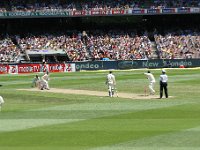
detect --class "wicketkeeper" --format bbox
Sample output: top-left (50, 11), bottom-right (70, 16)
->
top-left (31, 75), bottom-right (40, 87)
top-left (106, 71), bottom-right (116, 97)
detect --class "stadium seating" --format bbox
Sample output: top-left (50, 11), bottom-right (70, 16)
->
top-left (1, 30), bottom-right (200, 62)
top-left (155, 32), bottom-right (200, 59)
top-left (0, 0), bottom-right (199, 12)
top-left (0, 37), bottom-right (21, 62)
top-left (14, 31), bottom-right (153, 61)
top-left (0, 0), bottom-right (200, 62)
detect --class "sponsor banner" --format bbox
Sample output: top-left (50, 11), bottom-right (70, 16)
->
top-left (3, 11), bottom-right (69, 18)
top-left (118, 59), bottom-right (199, 69)
top-left (191, 7), bottom-right (200, 13)
top-left (18, 64), bottom-right (41, 73)
top-left (65, 63), bottom-right (76, 72)
top-left (0, 12), bottom-right (5, 17)
top-left (147, 9), bottom-right (161, 14)
top-left (6, 63), bottom-right (76, 74)
top-left (8, 65), bottom-right (18, 74)
top-left (2, 59), bottom-right (200, 74)
top-left (91, 10), bottom-right (101, 15)
top-left (75, 61), bottom-right (103, 71)
top-left (73, 10), bottom-right (86, 16)
top-left (75, 61), bottom-right (118, 71)
top-left (37, 11), bottom-right (69, 16)
top-left (162, 8), bottom-right (176, 13)
top-left (48, 63), bottom-right (65, 72)
top-left (112, 9), bottom-right (125, 15)
top-left (91, 10), bottom-right (109, 15)
top-left (40, 64), bottom-right (49, 73)
top-left (132, 9), bottom-right (145, 14)
top-left (177, 7), bottom-right (190, 13)
top-left (0, 64), bottom-right (9, 74)
top-left (0, 7), bottom-right (198, 18)
top-left (7, 11), bottom-right (34, 17)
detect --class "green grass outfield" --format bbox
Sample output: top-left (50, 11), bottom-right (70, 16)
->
top-left (0, 68), bottom-right (200, 150)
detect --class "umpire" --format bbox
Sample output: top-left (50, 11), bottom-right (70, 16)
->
top-left (160, 69), bottom-right (168, 98)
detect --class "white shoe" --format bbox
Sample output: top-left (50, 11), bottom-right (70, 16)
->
top-left (150, 92), bottom-right (155, 95)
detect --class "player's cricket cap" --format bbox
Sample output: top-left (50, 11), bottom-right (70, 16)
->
top-left (162, 69), bottom-right (166, 73)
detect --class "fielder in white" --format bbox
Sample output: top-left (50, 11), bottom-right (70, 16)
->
top-left (144, 70), bottom-right (156, 95)
top-left (0, 96), bottom-right (4, 111)
top-left (42, 71), bottom-right (50, 90)
top-left (106, 71), bottom-right (116, 97)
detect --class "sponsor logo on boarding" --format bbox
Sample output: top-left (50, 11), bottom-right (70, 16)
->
top-left (142, 61), bottom-right (159, 68)
top-left (177, 7), bottom-right (190, 13)
top-left (118, 61), bottom-right (138, 69)
top-left (76, 62), bottom-right (100, 70)
top-left (65, 64), bottom-right (72, 72)
top-left (9, 65), bottom-right (18, 74)
top-left (163, 60), bottom-right (193, 67)
top-left (162, 8), bottom-right (176, 13)
top-left (147, 9), bottom-right (160, 14)
top-left (0, 65), bottom-right (8, 74)
top-left (48, 63), bottom-right (65, 72)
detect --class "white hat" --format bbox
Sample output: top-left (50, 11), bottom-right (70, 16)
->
top-left (162, 69), bottom-right (166, 73)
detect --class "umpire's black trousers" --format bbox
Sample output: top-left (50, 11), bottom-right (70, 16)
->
top-left (160, 81), bottom-right (168, 98)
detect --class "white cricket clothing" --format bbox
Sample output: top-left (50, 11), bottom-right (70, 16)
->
top-left (107, 74), bottom-right (116, 85)
top-left (144, 73), bottom-right (156, 83)
top-left (144, 73), bottom-right (156, 94)
top-left (160, 74), bottom-right (168, 83)
top-left (0, 96), bottom-right (4, 104)
top-left (106, 73), bottom-right (116, 97)
top-left (42, 74), bottom-right (49, 81)
top-left (42, 74), bottom-right (50, 89)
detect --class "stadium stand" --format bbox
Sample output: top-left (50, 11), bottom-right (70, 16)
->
top-left (0, 0), bottom-right (200, 62)
top-left (0, 0), bottom-right (199, 12)
top-left (84, 30), bottom-right (152, 60)
top-left (155, 31), bottom-right (200, 59)
top-left (1, 30), bottom-right (200, 62)
top-left (0, 37), bottom-right (21, 62)
top-left (14, 30), bottom-right (153, 61)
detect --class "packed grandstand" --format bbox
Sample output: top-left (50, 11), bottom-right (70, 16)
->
top-left (0, 0), bottom-right (200, 63)
top-left (0, 0), bottom-right (199, 12)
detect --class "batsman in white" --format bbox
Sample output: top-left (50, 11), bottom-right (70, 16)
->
top-left (41, 71), bottom-right (50, 90)
top-left (0, 96), bottom-right (4, 111)
top-left (106, 71), bottom-right (116, 97)
top-left (144, 70), bottom-right (156, 95)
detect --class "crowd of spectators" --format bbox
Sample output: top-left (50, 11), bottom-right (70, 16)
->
top-left (16, 33), bottom-right (90, 61)
top-left (1, 29), bottom-right (200, 62)
top-left (84, 30), bottom-right (152, 60)
top-left (151, 0), bottom-right (200, 9)
top-left (15, 30), bottom-right (152, 61)
top-left (0, 0), bottom-right (199, 13)
top-left (0, 37), bottom-right (21, 62)
top-left (155, 31), bottom-right (200, 59)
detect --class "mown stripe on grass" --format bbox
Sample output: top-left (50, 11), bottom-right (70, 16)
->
top-left (0, 119), bottom-right (83, 132)
top-left (90, 147), bottom-right (200, 150)
top-left (91, 125), bottom-right (200, 150)
top-left (34, 101), bottom-right (191, 111)
top-left (0, 101), bottom-right (190, 132)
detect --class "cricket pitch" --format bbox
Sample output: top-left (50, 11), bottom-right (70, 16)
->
top-left (18, 88), bottom-right (162, 100)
